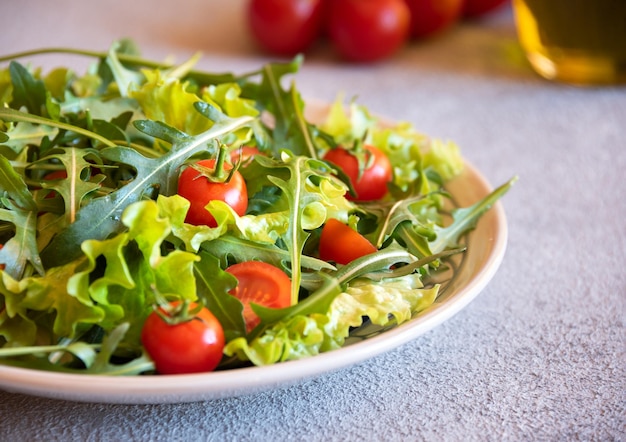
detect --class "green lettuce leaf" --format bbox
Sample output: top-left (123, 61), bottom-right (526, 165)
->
top-left (0, 256), bottom-right (105, 347)
top-left (224, 275), bottom-right (438, 366)
top-left (67, 198), bottom-right (201, 346)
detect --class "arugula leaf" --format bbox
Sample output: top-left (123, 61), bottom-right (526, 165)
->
top-left (202, 234), bottom-right (334, 272)
top-left (0, 154), bottom-right (37, 212)
top-left (0, 206), bottom-right (43, 278)
top-left (8, 62), bottom-right (48, 117)
top-left (35, 147), bottom-right (105, 224)
top-left (430, 176), bottom-right (518, 254)
top-left (256, 153), bottom-right (335, 304)
top-left (193, 252), bottom-right (246, 341)
top-left (39, 108), bottom-right (254, 267)
top-left (0, 323), bottom-right (154, 375)
top-left (0, 156), bottom-right (43, 278)
top-left (0, 107), bottom-right (118, 148)
top-left (105, 42), bottom-right (145, 97)
top-left (239, 56), bottom-right (320, 157)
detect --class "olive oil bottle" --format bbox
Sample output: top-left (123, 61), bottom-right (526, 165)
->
top-left (513, 0), bottom-right (626, 85)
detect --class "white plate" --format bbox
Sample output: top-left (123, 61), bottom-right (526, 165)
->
top-left (0, 105), bottom-right (508, 404)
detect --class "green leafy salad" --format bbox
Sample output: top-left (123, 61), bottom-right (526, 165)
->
top-left (0, 41), bottom-right (515, 375)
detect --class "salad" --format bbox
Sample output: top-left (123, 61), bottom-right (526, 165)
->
top-left (0, 41), bottom-right (515, 375)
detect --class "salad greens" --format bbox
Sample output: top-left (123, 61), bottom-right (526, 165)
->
top-left (0, 41), bottom-right (515, 374)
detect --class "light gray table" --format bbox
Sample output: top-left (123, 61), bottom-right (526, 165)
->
top-left (1, 1), bottom-right (624, 440)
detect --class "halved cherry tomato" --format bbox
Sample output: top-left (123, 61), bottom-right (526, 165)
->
top-left (323, 144), bottom-right (392, 201)
top-left (248, 0), bottom-right (326, 56)
top-left (141, 302), bottom-right (225, 375)
top-left (177, 159), bottom-right (248, 227)
top-left (327, 0), bottom-right (410, 62)
top-left (225, 261), bottom-right (292, 332)
top-left (318, 218), bottom-right (377, 265)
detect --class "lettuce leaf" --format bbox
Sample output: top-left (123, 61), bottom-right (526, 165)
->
top-left (224, 275), bottom-right (438, 366)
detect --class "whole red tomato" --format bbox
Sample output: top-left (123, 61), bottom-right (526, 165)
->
top-left (403, 0), bottom-right (463, 39)
top-left (327, 0), bottom-right (411, 62)
top-left (177, 159), bottom-right (248, 227)
top-left (323, 144), bottom-right (392, 201)
top-left (462, 0), bottom-right (508, 18)
top-left (141, 302), bottom-right (225, 375)
top-left (318, 219), bottom-right (377, 265)
top-left (226, 261), bottom-right (292, 332)
top-left (248, 0), bottom-right (326, 56)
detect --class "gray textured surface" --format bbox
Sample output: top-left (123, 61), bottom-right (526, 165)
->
top-left (1, 1), bottom-right (625, 440)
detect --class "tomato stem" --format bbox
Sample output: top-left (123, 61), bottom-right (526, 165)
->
top-left (213, 144), bottom-right (228, 181)
top-left (150, 285), bottom-right (202, 325)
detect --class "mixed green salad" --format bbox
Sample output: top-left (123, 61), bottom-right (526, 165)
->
top-left (0, 41), bottom-right (514, 375)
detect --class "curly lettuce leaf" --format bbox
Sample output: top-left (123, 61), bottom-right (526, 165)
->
top-left (67, 198), bottom-right (200, 345)
top-left (0, 257), bottom-right (105, 347)
top-left (224, 275), bottom-right (438, 366)
top-left (0, 196), bottom-right (206, 355)
top-left (130, 69), bottom-right (213, 136)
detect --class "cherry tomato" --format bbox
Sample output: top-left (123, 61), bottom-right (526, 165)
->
top-left (229, 146), bottom-right (262, 165)
top-left (327, 0), bottom-right (411, 62)
top-left (319, 218), bottom-right (377, 265)
top-left (462, 0), bottom-right (508, 18)
top-left (141, 302), bottom-right (225, 375)
top-left (177, 159), bottom-right (248, 227)
top-left (323, 144), bottom-right (392, 201)
top-left (41, 170), bottom-right (67, 199)
top-left (225, 261), bottom-right (292, 332)
top-left (43, 170), bottom-right (68, 180)
top-left (403, 0), bottom-right (463, 39)
top-left (248, 0), bottom-right (326, 56)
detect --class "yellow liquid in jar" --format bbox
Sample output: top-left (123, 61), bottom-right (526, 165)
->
top-left (513, 0), bottom-right (626, 85)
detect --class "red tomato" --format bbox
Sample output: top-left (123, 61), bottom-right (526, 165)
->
top-left (43, 170), bottom-right (68, 180)
top-left (177, 159), bottom-right (248, 227)
top-left (40, 170), bottom-right (68, 200)
top-left (323, 144), bottom-right (392, 201)
top-left (141, 302), bottom-right (225, 375)
top-left (0, 244), bottom-right (5, 270)
top-left (248, 0), bottom-right (326, 56)
top-left (327, 0), bottom-right (411, 62)
top-left (403, 0), bottom-right (463, 39)
top-left (226, 261), bottom-right (292, 332)
top-left (319, 218), bottom-right (377, 265)
top-left (229, 146), bottom-right (262, 165)
top-left (462, 0), bottom-right (508, 18)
